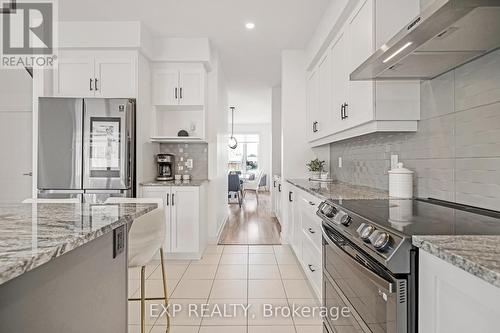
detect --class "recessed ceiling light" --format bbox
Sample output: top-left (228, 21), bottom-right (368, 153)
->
top-left (245, 22), bottom-right (255, 30)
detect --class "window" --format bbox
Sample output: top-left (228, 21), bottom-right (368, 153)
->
top-left (228, 134), bottom-right (260, 174)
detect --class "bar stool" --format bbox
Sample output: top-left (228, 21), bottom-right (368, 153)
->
top-left (105, 197), bottom-right (170, 333)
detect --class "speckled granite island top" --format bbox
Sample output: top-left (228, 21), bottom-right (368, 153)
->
top-left (413, 236), bottom-right (500, 288)
top-left (0, 203), bottom-right (156, 286)
top-left (286, 179), bottom-right (389, 200)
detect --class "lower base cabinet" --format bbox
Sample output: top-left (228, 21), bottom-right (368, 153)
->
top-left (141, 185), bottom-right (206, 259)
top-left (418, 251), bottom-right (500, 332)
top-left (283, 181), bottom-right (323, 301)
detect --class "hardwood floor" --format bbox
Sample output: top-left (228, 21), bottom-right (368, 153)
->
top-left (219, 191), bottom-right (282, 245)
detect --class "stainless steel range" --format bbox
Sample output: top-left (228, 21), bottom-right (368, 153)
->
top-left (317, 198), bottom-right (500, 333)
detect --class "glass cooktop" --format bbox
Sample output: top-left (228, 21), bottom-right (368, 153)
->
top-left (330, 198), bottom-right (500, 237)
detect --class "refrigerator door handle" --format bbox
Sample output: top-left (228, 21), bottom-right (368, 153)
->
top-left (38, 189), bottom-right (85, 194)
top-left (85, 189), bottom-right (126, 194)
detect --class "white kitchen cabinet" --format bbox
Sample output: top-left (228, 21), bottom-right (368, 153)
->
top-left (170, 186), bottom-right (199, 253)
top-left (272, 176), bottom-right (283, 224)
top-left (307, 0), bottom-right (421, 146)
top-left (141, 185), bottom-right (205, 259)
top-left (306, 70), bottom-right (319, 140)
top-left (152, 63), bottom-right (205, 106)
top-left (419, 251), bottom-right (500, 333)
top-left (54, 50), bottom-right (137, 98)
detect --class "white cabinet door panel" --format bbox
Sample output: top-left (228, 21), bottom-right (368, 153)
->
top-left (54, 55), bottom-right (94, 97)
top-left (153, 69), bottom-right (179, 106)
top-left (331, 30), bottom-right (349, 133)
top-left (171, 187), bottom-right (199, 253)
top-left (179, 70), bottom-right (204, 106)
top-left (94, 56), bottom-right (136, 98)
top-left (306, 70), bottom-right (319, 141)
top-left (318, 53), bottom-right (332, 136)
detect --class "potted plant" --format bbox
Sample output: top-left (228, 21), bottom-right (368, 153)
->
top-left (306, 158), bottom-right (326, 179)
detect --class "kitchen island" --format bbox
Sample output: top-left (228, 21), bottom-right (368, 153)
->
top-left (0, 202), bottom-right (156, 333)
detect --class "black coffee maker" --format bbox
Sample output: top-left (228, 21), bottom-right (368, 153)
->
top-left (156, 154), bottom-right (174, 181)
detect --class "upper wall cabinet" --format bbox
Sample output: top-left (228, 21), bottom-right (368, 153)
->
top-left (152, 63), bottom-right (206, 106)
top-left (307, 0), bottom-right (421, 146)
top-left (53, 50), bottom-right (137, 98)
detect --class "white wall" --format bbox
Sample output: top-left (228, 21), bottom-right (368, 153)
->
top-left (281, 50), bottom-right (330, 179)
top-left (136, 54), bottom-right (158, 191)
top-left (271, 85), bottom-right (282, 177)
top-left (234, 123), bottom-right (272, 189)
top-left (207, 51), bottom-right (229, 243)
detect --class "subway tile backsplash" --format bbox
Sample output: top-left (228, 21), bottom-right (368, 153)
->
top-left (159, 142), bottom-right (208, 180)
top-left (329, 49), bottom-right (500, 211)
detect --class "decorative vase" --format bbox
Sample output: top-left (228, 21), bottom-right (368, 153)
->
top-left (309, 171), bottom-right (321, 179)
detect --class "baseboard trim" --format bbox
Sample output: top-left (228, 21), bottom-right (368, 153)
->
top-left (214, 215), bottom-right (229, 245)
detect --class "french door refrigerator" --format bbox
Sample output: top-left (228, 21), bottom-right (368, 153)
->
top-left (37, 98), bottom-right (135, 203)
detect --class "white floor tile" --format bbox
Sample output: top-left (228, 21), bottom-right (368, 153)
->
top-left (204, 245), bottom-right (225, 254)
top-left (248, 326), bottom-right (295, 333)
top-left (248, 280), bottom-right (286, 299)
top-left (210, 279), bottom-right (247, 299)
top-left (223, 245), bottom-right (249, 254)
top-left (248, 265), bottom-right (281, 280)
top-left (249, 253), bottom-right (276, 265)
top-left (215, 265), bottom-right (248, 280)
top-left (283, 280), bottom-right (315, 299)
top-left (273, 245), bottom-right (293, 256)
top-left (171, 279), bottom-right (213, 299)
top-left (275, 253), bottom-right (298, 265)
top-left (248, 299), bottom-right (294, 326)
top-left (183, 265), bottom-right (218, 279)
top-left (151, 325), bottom-right (199, 333)
top-left (248, 245), bottom-right (274, 254)
top-left (131, 279), bottom-right (179, 299)
top-left (128, 300), bottom-right (161, 326)
top-left (279, 264), bottom-right (306, 280)
top-left (288, 299), bottom-right (323, 326)
top-left (199, 326), bottom-right (247, 333)
top-left (200, 299), bottom-right (248, 326)
top-left (128, 324), bottom-right (153, 333)
top-left (129, 279), bottom-right (141, 297)
top-left (159, 299), bottom-right (206, 326)
top-left (190, 254), bottom-right (221, 265)
top-left (149, 263), bottom-right (188, 280)
top-left (295, 326), bottom-right (324, 333)
top-left (220, 253), bottom-right (248, 265)
top-left (129, 264), bottom-right (158, 280)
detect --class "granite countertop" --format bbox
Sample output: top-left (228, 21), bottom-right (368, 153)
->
top-left (0, 202), bottom-right (156, 286)
top-left (141, 179), bottom-right (208, 187)
top-left (286, 178), bottom-right (389, 200)
top-left (413, 236), bottom-right (500, 288)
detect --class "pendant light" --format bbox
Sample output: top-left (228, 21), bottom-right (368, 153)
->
top-left (228, 106), bottom-right (238, 149)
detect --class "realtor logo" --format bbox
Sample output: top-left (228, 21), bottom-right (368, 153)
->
top-left (1, 0), bottom-right (57, 68)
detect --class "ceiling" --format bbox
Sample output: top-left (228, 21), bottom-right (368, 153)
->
top-left (58, 0), bottom-right (330, 124)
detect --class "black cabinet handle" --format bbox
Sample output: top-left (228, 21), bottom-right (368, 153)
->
top-left (344, 103), bottom-right (348, 119)
top-left (308, 227), bottom-right (315, 234)
top-left (166, 193), bottom-right (169, 206)
top-left (309, 201), bottom-right (316, 206)
top-left (278, 184), bottom-right (282, 192)
top-left (95, 78), bottom-right (99, 91)
top-left (312, 121), bottom-right (319, 133)
top-left (90, 78), bottom-right (93, 91)
top-left (180, 87), bottom-right (183, 99)
top-left (175, 87), bottom-right (178, 99)
top-left (308, 264), bottom-right (316, 272)
top-left (340, 104), bottom-right (344, 119)
top-left (172, 194), bottom-right (175, 206)
top-left (289, 191), bottom-right (293, 202)
top-left (273, 181), bottom-right (276, 188)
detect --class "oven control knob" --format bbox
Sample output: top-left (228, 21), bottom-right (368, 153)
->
top-left (321, 203), bottom-right (337, 218)
top-left (359, 224), bottom-right (375, 241)
top-left (373, 232), bottom-right (391, 250)
top-left (340, 213), bottom-right (352, 226)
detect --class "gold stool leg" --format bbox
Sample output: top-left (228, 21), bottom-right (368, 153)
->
top-left (159, 248), bottom-right (171, 333)
top-left (140, 266), bottom-right (146, 333)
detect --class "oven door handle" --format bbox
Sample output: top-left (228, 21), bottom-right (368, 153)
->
top-left (321, 225), bottom-right (395, 294)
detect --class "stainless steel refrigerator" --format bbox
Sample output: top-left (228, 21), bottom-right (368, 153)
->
top-left (37, 98), bottom-right (135, 203)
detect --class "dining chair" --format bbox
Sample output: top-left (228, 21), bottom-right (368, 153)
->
top-left (243, 169), bottom-right (264, 204)
top-left (228, 173), bottom-right (242, 207)
top-left (105, 197), bottom-right (170, 333)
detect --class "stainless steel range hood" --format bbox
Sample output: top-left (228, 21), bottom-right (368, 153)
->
top-left (351, 0), bottom-right (500, 80)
